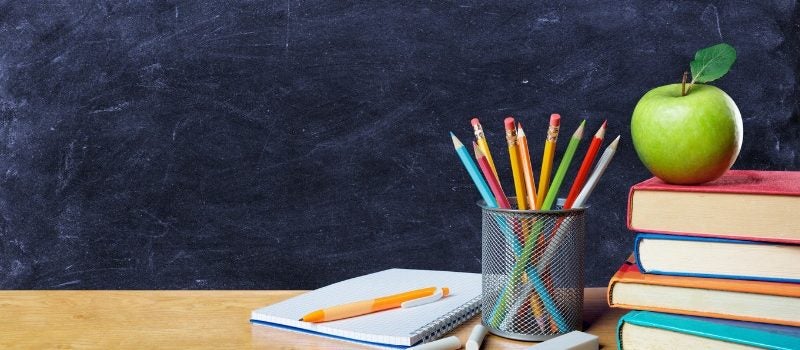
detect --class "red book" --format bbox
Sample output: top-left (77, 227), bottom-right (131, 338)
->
top-left (627, 170), bottom-right (800, 243)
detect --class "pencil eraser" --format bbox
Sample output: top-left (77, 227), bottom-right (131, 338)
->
top-left (504, 117), bottom-right (515, 130)
top-left (471, 118), bottom-right (480, 127)
top-left (549, 114), bottom-right (561, 126)
top-left (526, 331), bottom-right (598, 350)
top-left (408, 336), bottom-right (461, 350)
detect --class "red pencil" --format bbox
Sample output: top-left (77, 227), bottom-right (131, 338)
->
top-left (473, 142), bottom-right (511, 209)
top-left (564, 120), bottom-right (607, 208)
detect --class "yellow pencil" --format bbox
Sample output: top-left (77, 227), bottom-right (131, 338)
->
top-left (535, 114), bottom-right (561, 209)
top-left (504, 117), bottom-right (527, 210)
top-left (471, 118), bottom-right (499, 181)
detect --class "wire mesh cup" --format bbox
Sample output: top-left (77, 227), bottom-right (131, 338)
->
top-left (479, 199), bottom-right (586, 341)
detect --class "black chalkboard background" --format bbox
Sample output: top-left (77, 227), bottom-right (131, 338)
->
top-left (0, 1), bottom-right (797, 289)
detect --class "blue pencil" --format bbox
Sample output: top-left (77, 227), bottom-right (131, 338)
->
top-left (450, 132), bottom-right (498, 208)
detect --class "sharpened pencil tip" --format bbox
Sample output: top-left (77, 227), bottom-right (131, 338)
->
top-left (516, 123), bottom-right (526, 137)
top-left (574, 120), bottom-right (586, 138)
top-left (609, 135), bottom-right (621, 150)
top-left (450, 132), bottom-right (463, 148)
top-left (595, 120), bottom-right (608, 139)
top-left (473, 142), bottom-right (485, 157)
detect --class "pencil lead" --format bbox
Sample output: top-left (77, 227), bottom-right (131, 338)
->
top-left (517, 123), bottom-right (526, 137)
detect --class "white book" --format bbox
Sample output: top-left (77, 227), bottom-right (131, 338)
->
top-left (251, 268), bottom-right (482, 348)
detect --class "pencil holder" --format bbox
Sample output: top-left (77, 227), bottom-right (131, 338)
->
top-left (479, 199), bottom-right (586, 341)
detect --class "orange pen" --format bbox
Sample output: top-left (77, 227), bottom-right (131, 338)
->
top-left (300, 287), bottom-right (450, 322)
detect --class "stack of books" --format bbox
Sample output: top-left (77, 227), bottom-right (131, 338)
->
top-left (608, 170), bottom-right (800, 349)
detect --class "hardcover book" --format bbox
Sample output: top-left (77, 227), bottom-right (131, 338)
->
top-left (634, 233), bottom-right (800, 283)
top-left (617, 310), bottom-right (800, 350)
top-left (607, 258), bottom-right (800, 327)
top-left (627, 170), bottom-right (800, 243)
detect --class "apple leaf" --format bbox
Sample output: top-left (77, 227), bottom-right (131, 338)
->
top-left (690, 43), bottom-right (736, 83)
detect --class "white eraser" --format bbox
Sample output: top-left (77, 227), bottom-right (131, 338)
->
top-left (527, 331), bottom-right (598, 350)
top-left (466, 324), bottom-right (488, 350)
top-left (409, 336), bottom-right (461, 350)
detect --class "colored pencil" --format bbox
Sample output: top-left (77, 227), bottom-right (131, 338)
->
top-left (504, 117), bottom-right (527, 210)
top-left (451, 132), bottom-right (497, 208)
top-left (516, 123), bottom-right (538, 210)
top-left (573, 135), bottom-right (620, 208)
top-left (564, 120), bottom-right (607, 209)
top-left (474, 142), bottom-right (511, 209)
top-left (471, 118), bottom-right (499, 181)
top-left (535, 114), bottom-right (560, 209)
top-left (512, 124), bottom-right (548, 328)
top-left (541, 120), bottom-right (585, 210)
top-left (538, 135), bottom-right (621, 274)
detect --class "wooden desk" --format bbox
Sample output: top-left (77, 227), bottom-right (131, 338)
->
top-left (0, 288), bottom-right (624, 349)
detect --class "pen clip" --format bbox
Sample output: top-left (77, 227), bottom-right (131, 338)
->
top-left (401, 288), bottom-right (449, 308)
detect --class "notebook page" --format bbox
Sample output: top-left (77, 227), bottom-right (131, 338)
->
top-left (251, 269), bottom-right (481, 346)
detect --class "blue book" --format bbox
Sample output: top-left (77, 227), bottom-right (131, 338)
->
top-left (617, 311), bottom-right (800, 350)
top-left (634, 233), bottom-right (800, 283)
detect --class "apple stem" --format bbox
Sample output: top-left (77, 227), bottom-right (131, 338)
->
top-left (681, 71), bottom-right (688, 96)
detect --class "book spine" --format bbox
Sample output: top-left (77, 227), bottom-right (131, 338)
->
top-left (626, 185), bottom-right (636, 231)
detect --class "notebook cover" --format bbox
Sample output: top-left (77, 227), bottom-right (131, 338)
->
top-left (616, 310), bottom-right (800, 350)
top-left (633, 233), bottom-right (800, 283)
top-left (607, 257), bottom-right (800, 326)
top-left (626, 170), bottom-right (800, 243)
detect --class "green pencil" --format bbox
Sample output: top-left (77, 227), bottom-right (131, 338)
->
top-left (541, 120), bottom-right (586, 210)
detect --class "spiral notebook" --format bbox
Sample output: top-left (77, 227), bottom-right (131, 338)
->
top-left (250, 268), bottom-right (482, 349)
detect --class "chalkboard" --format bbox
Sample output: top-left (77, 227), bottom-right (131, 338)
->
top-left (0, 1), bottom-right (797, 289)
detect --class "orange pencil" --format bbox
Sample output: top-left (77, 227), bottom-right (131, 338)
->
top-left (505, 117), bottom-right (528, 210)
top-left (535, 114), bottom-right (560, 209)
top-left (564, 121), bottom-right (607, 208)
top-left (516, 123), bottom-right (537, 210)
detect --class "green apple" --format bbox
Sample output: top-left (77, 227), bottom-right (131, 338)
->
top-left (631, 83), bottom-right (742, 185)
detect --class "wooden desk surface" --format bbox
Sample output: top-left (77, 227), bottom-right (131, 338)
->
top-left (0, 288), bottom-right (624, 349)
